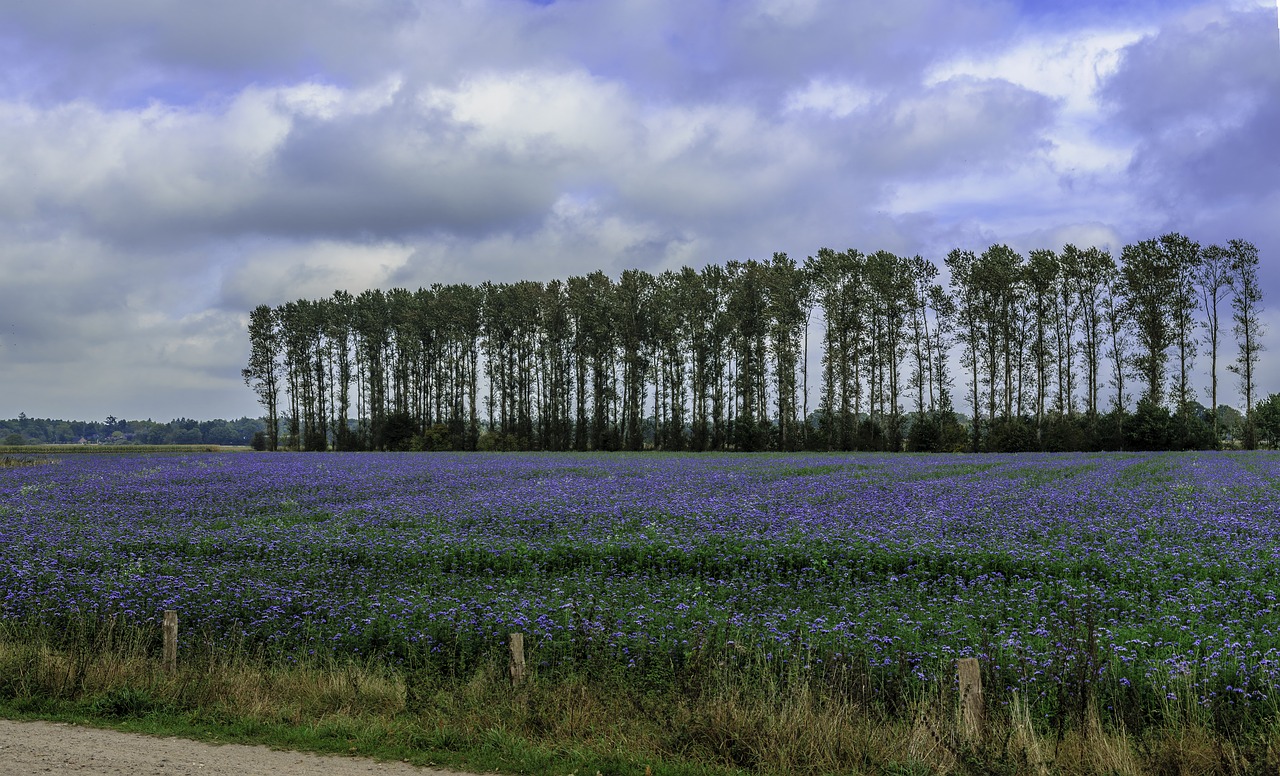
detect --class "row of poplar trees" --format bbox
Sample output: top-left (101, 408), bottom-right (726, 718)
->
top-left (242, 233), bottom-right (1266, 453)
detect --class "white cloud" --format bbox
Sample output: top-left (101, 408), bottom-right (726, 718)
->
top-left (926, 27), bottom-right (1146, 178)
top-left (926, 28), bottom-right (1145, 113)
top-left (422, 70), bottom-right (636, 162)
top-left (221, 239), bottom-right (415, 308)
top-left (276, 76), bottom-right (402, 121)
top-left (783, 79), bottom-right (878, 118)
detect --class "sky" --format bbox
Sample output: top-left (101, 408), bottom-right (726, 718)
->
top-left (0, 0), bottom-right (1278, 422)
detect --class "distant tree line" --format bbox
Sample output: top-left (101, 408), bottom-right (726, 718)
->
top-left (0, 414), bottom-right (265, 447)
top-left (242, 234), bottom-right (1271, 453)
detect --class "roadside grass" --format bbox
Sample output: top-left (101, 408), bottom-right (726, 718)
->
top-left (1, 619), bottom-right (1277, 775)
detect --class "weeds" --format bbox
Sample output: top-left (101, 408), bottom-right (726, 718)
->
top-left (2, 617), bottom-right (1279, 775)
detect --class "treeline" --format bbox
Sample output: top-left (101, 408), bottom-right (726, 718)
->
top-left (243, 234), bottom-right (1269, 453)
top-left (0, 415), bottom-right (266, 447)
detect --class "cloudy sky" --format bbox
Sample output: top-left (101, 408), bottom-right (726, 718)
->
top-left (1, 0), bottom-right (1277, 422)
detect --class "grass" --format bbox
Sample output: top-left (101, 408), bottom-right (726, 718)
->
top-left (2, 617), bottom-right (1278, 775)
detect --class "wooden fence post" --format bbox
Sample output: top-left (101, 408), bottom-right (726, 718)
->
top-left (162, 610), bottom-right (178, 674)
top-left (508, 632), bottom-right (526, 687)
top-left (957, 657), bottom-right (983, 743)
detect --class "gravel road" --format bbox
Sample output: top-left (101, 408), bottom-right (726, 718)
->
top-left (0, 720), bottom-right (490, 776)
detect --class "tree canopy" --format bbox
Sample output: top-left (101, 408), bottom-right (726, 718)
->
top-left (244, 235), bottom-right (1269, 453)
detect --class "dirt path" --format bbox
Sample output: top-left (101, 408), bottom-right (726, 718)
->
top-left (0, 720), bottom-right (493, 776)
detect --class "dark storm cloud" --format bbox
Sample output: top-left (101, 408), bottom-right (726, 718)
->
top-left (0, 0), bottom-right (419, 102)
top-left (1099, 3), bottom-right (1280, 301)
top-left (217, 105), bottom-right (566, 241)
top-left (1103, 5), bottom-right (1280, 203)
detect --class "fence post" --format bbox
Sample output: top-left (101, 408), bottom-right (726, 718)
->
top-left (957, 657), bottom-right (983, 743)
top-left (508, 632), bottom-right (526, 687)
top-left (162, 610), bottom-right (178, 674)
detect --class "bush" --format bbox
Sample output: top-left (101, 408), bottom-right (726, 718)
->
top-left (985, 417), bottom-right (1037, 453)
top-left (1170, 409), bottom-right (1214, 450)
top-left (1039, 415), bottom-right (1087, 452)
top-left (1093, 409), bottom-right (1128, 451)
top-left (378, 412), bottom-right (417, 451)
top-left (1126, 398), bottom-right (1172, 450)
top-left (907, 411), bottom-right (971, 453)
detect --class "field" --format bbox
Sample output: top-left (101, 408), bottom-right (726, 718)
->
top-left (3, 450), bottom-right (1280, 773)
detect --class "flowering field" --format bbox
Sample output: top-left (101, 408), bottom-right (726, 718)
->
top-left (3, 450), bottom-right (1279, 727)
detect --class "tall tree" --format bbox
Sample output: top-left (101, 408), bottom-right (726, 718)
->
top-left (328, 291), bottom-right (357, 451)
top-left (809, 248), bottom-right (866, 450)
top-left (352, 289), bottom-right (390, 450)
top-left (927, 283), bottom-right (957, 420)
top-left (1056, 245), bottom-right (1083, 417)
top-left (907, 256), bottom-right (939, 422)
top-left (1120, 238), bottom-right (1177, 406)
top-left (538, 279), bottom-right (575, 451)
top-left (966, 245), bottom-right (1023, 431)
top-left (946, 249), bottom-right (983, 452)
top-left (1102, 284), bottom-right (1132, 416)
top-left (615, 269), bottom-right (654, 451)
top-left (242, 304), bottom-right (281, 451)
top-left (865, 250), bottom-right (913, 449)
top-left (725, 260), bottom-right (770, 451)
top-left (1076, 246), bottom-right (1114, 423)
top-left (568, 271), bottom-right (617, 450)
top-left (1161, 233), bottom-right (1202, 421)
top-left (1197, 243), bottom-right (1234, 446)
top-left (651, 271), bottom-right (690, 451)
top-left (680, 267), bottom-right (715, 451)
top-left (1228, 239), bottom-right (1265, 449)
top-left (1025, 250), bottom-right (1058, 440)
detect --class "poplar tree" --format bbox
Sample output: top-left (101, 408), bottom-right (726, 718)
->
top-left (946, 249), bottom-right (982, 452)
top-left (1120, 238), bottom-right (1176, 406)
top-left (1228, 239), bottom-right (1264, 449)
top-left (1076, 247), bottom-right (1114, 423)
top-left (1025, 250), bottom-right (1058, 440)
top-left (1198, 243), bottom-right (1234, 446)
top-left (242, 304), bottom-right (281, 451)
top-left (1161, 233), bottom-right (1202, 423)
top-left (765, 253), bottom-right (810, 451)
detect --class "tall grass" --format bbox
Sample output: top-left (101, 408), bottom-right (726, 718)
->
top-left (2, 615), bottom-right (1277, 775)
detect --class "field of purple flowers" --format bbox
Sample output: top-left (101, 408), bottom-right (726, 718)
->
top-left (3, 451), bottom-right (1278, 729)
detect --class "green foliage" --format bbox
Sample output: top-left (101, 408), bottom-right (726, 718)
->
top-left (240, 233), bottom-right (1268, 455)
top-left (906, 410), bottom-right (969, 452)
top-left (89, 686), bottom-right (167, 719)
top-left (376, 411), bottom-right (416, 452)
top-left (1169, 406), bottom-right (1215, 450)
top-left (0, 417), bottom-right (264, 447)
top-left (984, 417), bottom-right (1037, 453)
top-left (1040, 415), bottom-right (1087, 452)
top-left (1125, 398), bottom-right (1173, 450)
top-left (410, 424), bottom-right (454, 452)
top-left (1255, 394), bottom-right (1280, 449)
